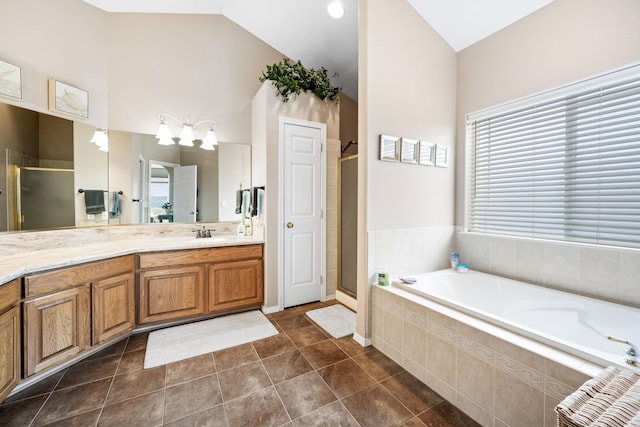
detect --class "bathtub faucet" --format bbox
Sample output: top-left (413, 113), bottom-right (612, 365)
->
top-left (607, 336), bottom-right (640, 367)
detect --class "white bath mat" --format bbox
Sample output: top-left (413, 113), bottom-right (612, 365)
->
top-left (306, 305), bottom-right (356, 339)
top-left (144, 310), bottom-right (278, 369)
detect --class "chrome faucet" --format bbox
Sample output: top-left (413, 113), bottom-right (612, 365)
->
top-left (194, 226), bottom-right (212, 238)
top-left (607, 336), bottom-right (640, 367)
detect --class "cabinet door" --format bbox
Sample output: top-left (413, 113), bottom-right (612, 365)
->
top-left (138, 266), bottom-right (206, 325)
top-left (92, 272), bottom-right (135, 345)
top-left (23, 287), bottom-right (90, 377)
top-left (208, 259), bottom-right (263, 312)
top-left (0, 306), bottom-right (20, 402)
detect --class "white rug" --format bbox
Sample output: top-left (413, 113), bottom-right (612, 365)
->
top-left (144, 310), bottom-right (278, 369)
top-left (306, 305), bottom-right (356, 339)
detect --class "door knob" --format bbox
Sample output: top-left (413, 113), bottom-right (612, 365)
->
top-left (287, 222), bottom-right (294, 228)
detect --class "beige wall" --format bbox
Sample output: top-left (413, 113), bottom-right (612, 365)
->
top-left (252, 82), bottom-right (340, 310)
top-left (357, 0), bottom-right (457, 341)
top-left (74, 122), bottom-right (109, 227)
top-left (106, 13), bottom-right (284, 142)
top-left (455, 0), bottom-right (640, 225)
top-left (339, 93), bottom-right (358, 155)
top-left (0, 0), bottom-right (284, 153)
top-left (365, 0), bottom-right (457, 232)
top-left (0, 0), bottom-right (108, 128)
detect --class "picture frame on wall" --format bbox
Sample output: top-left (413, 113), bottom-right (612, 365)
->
top-left (0, 60), bottom-right (22, 100)
top-left (418, 141), bottom-right (435, 166)
top-left (435, 144), bottom-right (449, 167)
top-left (48, 78), bottom-right (88, 118)
top-left (379, 134), bottom-right (400, 162)
top-left (400, 138), bottom-right (419, 164)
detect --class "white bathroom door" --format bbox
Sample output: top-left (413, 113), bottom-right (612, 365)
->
top-left (282, 119), bottom-right (326, 308)
top-left (173, 165), bottom-right (197, 223)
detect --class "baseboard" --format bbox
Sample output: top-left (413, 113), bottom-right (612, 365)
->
top-left (353, 332), bottom-right (372, 347)
top-left (261, 305), bottom-right (281, 314)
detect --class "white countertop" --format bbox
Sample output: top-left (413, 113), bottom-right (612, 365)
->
top-left (0, 232), bottom-right (264, 285)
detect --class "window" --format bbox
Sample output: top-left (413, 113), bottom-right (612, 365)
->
top-left (466, 64), bottom-right (640, 249)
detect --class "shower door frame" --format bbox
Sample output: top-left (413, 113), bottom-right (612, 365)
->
top-left (337, 154), bottom-right (358, 297)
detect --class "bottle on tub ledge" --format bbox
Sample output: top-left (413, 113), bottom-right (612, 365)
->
top-left (375, 267), bottom-right (390, 286)
top-left (450, 252), bottom-right (459, 269)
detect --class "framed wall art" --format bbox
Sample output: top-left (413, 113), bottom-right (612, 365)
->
top-left (0, 60), bottom-right (22, 99)
top-left (48, 78), bottom-right (88, 118)
top-left (418, 141), bottom-right (434, 166)
top-left (400, 138), bottom-right (419, 164)
top-left (379, 134), bottom-right (400, 162)
top-left (435, 144), bottom-right (449, 167)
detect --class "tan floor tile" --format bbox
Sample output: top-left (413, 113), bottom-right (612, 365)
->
top-left (275, 372), bottom-right (336, 419)
top-left (164, 374), bottom-right (223, 423)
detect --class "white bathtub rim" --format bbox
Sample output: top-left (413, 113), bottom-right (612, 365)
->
top-left (378, 284), bottom-right (605, 379)
top-left (390, 269), bottom-right (640, 373)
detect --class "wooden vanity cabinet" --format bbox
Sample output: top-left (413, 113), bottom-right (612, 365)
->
top-left (138, 244), bottom-right (263, 324)
top-left (0, 279), bottom-right (21, 402)
top-left (208, 258), bottom-right (263, 312)
top-left (92, 271), bottom-right (135, 344)
top-left (138, 265), bottom-right (206, 325)
top-left (23, 255), bottom-right (135, 376)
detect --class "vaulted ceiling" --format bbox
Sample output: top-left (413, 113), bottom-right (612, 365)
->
top-left (83, 0), bottom-right (555, 101)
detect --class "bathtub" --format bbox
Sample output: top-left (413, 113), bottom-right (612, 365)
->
top-left (392, 269), bottom-right (640, 371)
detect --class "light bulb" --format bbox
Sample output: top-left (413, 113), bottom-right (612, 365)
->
top-left (327, 1), bottom-right (344, 19)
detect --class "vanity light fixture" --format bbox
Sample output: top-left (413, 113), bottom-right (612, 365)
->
top-left (90, 129), bottom-right (108, 152)
top-left (155, 113), bottom-right (219, 150)
top-left (327, 1), bottom-right (345, 19)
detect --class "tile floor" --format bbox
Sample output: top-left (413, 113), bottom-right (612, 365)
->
top-left (0, 301), bottom-right (479, 426)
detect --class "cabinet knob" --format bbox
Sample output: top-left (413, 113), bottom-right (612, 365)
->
top-left (286, 222), bottom-right (294, 229)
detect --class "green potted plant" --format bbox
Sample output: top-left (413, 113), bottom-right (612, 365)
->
top-left (259, 57), bottom-right (341, 103)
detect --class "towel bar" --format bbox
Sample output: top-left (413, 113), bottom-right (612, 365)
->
top-left (78, 189), bottom-right (123, 195)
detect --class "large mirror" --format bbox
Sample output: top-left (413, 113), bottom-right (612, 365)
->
top-left (0, 102), bottom-right (250, 233)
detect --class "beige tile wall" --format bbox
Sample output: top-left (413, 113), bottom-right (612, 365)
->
top-left (456, 232), bottom-right (640, 309)
top-left (372, 285), bottom-right (595, 427)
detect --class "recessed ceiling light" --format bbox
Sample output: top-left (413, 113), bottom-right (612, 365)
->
top-left (327, 1), bottom-right (344, 19)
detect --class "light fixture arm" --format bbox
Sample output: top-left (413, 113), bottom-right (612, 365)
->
top-left (156, 113), bottom-right (216, 135)
top-left (192, 120), bottom-right (217, 132)
top-left (156, 112), bottom-right (183, 127)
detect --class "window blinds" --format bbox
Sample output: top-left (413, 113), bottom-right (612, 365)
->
top-left (466, 65), bottom-right (640, 248)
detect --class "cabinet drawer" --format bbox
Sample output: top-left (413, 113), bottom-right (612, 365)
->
top-left (139, 245), bottom-right (262, 270)
top-left (25, 255), bottom-right (135, 297)
top-left (0, 279), bottom-right (20, 313)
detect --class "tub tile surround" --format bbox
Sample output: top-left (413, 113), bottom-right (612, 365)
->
top-left (456, 232), bottom-right (640, 309)
top-left (372, 285), bottom-right (602, 427)
top-left (368, 226), bottom-right (456, 281)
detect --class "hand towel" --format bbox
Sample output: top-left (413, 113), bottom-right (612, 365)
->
top-left (235, 189), bottom-right (242, 214)
top-left (109, 191), bottom-right (120, 216)
top-left (84, 190), bottom-right (105, 214)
